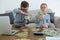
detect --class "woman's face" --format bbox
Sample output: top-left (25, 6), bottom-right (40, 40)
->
top-left (41, 5), bottom-right (47, 13)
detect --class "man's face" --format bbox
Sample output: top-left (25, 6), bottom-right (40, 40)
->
top-left (21, 7), bottom-right (28, 12)
top-left (41, 5), bottom-right (47, 13)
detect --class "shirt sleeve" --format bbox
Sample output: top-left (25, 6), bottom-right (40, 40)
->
top-left (48, 14), bottom-right (51, 25)
top-left (44, 14), bottom-right (51, 26)
top-left (14, 13), bottom-right (25, 26)
top-left (12, 8), bottom-right (19, 19)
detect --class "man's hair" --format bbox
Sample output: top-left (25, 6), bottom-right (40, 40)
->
top-left (40, 3), bottom-right (47, 8)
top-left (21, 1), bottom-right (29, 8)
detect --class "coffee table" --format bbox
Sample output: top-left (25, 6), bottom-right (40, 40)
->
top-left (0, 25), bottom-right (46, 40)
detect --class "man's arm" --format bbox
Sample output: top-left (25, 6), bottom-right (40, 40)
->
top-left (20, 11), bottom-right (28, 16)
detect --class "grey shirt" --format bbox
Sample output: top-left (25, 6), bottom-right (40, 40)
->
top-left (13, 8), bottom-right (26, 26)
top-left (14, 12), bottom-right (25, 26)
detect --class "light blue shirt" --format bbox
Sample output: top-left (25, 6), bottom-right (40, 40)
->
top-left (35, 12), bottom-right (51, 27)
top-left (12, 8), bottom-right (20, 19)
top-left (12, 8), bottom-right (28, 26)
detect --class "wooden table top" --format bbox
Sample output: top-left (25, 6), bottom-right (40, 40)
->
top-left (0, 35), bottom-right (46, 40)
top-left (0, 26), bottom-right (46, 40)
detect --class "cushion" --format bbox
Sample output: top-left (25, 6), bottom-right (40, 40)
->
top-left (0, 12), bottom-right (14, 24)
top-left (48, 13), bottom-right (55, 23)
top-left (54, 17), bottom-right (60, 28)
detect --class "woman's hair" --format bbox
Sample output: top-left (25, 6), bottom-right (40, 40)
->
top-left (40, 3), bottom-right (47, 8)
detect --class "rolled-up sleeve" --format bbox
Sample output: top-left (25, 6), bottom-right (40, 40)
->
top-left (44, 14), bottom-right (51, 26)
top-left (48, 14), bottom-right (51, 24)
top-left (12, 8), bottom-right (19, 19)
top-left (14, 13), bottom-right (25, 26)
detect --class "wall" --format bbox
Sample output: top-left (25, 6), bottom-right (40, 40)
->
top-left (0, 0), bottom-right (60, 17)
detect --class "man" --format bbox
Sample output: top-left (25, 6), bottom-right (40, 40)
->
top-left (35, 3), bottom-right (55, 30)
top-left (13, 1), bottom-right (30, 31)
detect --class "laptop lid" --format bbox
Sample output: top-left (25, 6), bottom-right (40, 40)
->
top-left (0, 16), bottom-right (12, 34)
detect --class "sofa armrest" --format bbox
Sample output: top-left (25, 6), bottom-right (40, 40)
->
top-left (54, 16), bottom-right (60, 28)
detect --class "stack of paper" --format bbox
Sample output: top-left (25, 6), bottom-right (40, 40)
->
top-left (31, 28), bottom-right (39, 32)
top-left (46, 37), bottom-right (60, 40)
top-left (25, 16), bottom-right (31, 20)
top-left (22, 29), bottom-right (28, 32)
top-left (42, 28), bottom-right (60, 36)
top-left (15, 32), bottom-right (28, 38)
top-left (15, 38), bottom-right (30, 40)
top-left (38, 38), bottom-right (45, 40)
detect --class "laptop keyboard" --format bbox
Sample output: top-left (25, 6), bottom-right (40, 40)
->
top-left (10, 30), bottom-right (19, 35)
top-left (12, 31), bottom-right (15, 33)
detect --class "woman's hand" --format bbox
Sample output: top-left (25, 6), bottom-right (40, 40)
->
top-left (42, 24), bottom-right (48, 28)
top-left (37, 16), bottom-right (42, 20)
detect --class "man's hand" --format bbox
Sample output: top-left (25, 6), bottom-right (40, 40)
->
top-left (21, 10), bottom-right (32, 17)
top-left (21, 11), bottom-right (28, 16)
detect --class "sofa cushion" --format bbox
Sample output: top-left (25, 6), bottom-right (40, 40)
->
top-left (0, 12), bottom-right (14, 24)
top-left (54, 17), bottom-right (60, 28)
top-left (48, 13), bottom-right (55, 23)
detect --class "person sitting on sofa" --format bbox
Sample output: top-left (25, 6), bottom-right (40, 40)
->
top-left (35, 3), bottom-right (55, 30)
top-left (13, 1), bottom-right (30, 31)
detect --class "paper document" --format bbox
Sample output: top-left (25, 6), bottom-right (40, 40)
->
top-left (46, 37), bottom-right (60, 40)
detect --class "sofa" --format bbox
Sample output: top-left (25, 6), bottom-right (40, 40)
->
top-left (0, 12), bottom-right (14, 24)
top-left (0, 9), bottom-right (60, 28)
top-left (25, 9), bottom-right (60, 28)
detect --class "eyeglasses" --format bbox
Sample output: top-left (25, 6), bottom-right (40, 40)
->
top-left (21, 7), bottom-right (28, 10)
top-left (41, 7), bottom-right (46, 8)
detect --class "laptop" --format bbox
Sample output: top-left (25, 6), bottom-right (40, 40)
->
top-left (0, 16), bottom-right (19, 35)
